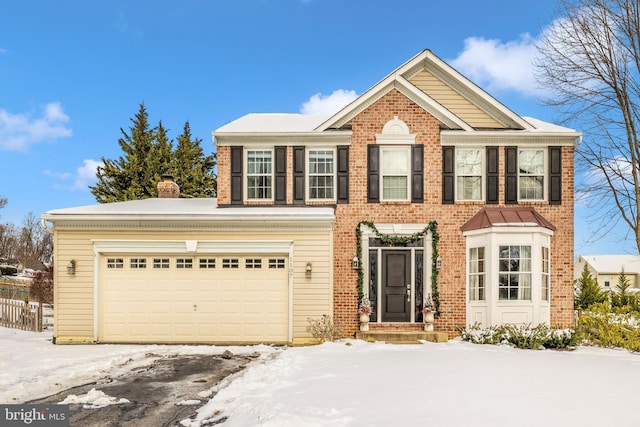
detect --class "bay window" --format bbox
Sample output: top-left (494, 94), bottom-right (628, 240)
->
top-left (498, 245), bottom-right (532, 300)
top-left (469, 247), bottom-right (485, 301)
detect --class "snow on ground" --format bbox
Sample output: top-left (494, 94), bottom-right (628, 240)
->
top-left (0, 327), bottom-right (279, 404)
top-left (2, 327), bottom-right (640, 427)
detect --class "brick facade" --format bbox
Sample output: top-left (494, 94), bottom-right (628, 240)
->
top-left (215, 88), bottom-right (575, 337)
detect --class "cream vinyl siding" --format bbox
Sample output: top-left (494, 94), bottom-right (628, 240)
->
top-left (409, 70), bottom-right (504, 129)
top-left (53, 229), bottom-right (332, 344)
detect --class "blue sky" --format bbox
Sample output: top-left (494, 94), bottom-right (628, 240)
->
top-left (0, 0), bottom-right (630, 254)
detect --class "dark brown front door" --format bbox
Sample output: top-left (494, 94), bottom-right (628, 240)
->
top-left (382, 250), bottom-right (411, 322)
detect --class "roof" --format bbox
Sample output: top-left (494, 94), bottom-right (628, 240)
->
top-left (578, 255), bottom-right (640, 274)
top-left (214, 114), bottom-right (331, 133)
top-left (460, 207), bottom-right (556, 232)
top-left (41, 198), bottom-right (335, 223)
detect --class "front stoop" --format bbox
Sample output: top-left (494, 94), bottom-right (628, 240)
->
top-left (355, 331), bottom-right (448, 344)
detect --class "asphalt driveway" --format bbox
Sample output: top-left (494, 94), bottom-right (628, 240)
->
top-left (29, 351), bottom-right (258, 427)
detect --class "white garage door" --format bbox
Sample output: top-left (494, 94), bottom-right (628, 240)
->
top-left (99, 254), bottom-right (289, 343)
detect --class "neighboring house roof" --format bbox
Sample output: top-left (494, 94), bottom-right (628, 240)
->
top-left (460, 207), bottom-right (556, 232)
top-left (577, 255), bottom-right (640, 274)
top-left (41, 198), bottom-right (335, 224)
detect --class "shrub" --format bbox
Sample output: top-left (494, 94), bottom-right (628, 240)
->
top-left (306, 315), bottom-right (344, 343)
top-left (458, 323), bottom-right (580, 350)
top-left (456, 323), bottom-right (505, 345)
top-left (577, 301), bottom-right (640, 351)
top-left (29, 265), bottom-right (53, 304)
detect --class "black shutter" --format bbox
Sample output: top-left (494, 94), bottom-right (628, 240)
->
top-left (367, 144), bottom-right (380, 203)
top-left (442, 146), bottom-right (454, 204)
top-left (505, 146), bottom-right (518, 204)
top-left (293, 146), bottom-right (305, 204)
top-left (486, 146), bottom-right (499, 204)
top-left (337, 146), bottom-right (349, 204)
top-left (549, 146), bottom-right (562, 205)
top-left (411, 144), bottom-right (424, 203)
top-left (230, 146), bottom-right (243, 205)
top-left (274, 146), bottom-right (287, 205)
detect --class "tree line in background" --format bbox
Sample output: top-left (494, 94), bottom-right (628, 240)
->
top-left (90, 103), bottom-right (217, 202)
top-left (0, 212), bottom-right (53, 271)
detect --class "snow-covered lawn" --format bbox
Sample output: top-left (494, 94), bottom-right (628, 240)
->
top-left (2, 327), bottom-right (639, 427)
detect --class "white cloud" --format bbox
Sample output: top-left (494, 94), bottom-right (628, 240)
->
top-left (73, 159), bottom-right (103, 190)
top-left (300, 89), bottom-right (358, 115)
top-left (0, 102), bottom-right (72, 151)
top-left (43, 169), bottom-right (73, 181)
top-left (450, 34), bottom-right (540, 97)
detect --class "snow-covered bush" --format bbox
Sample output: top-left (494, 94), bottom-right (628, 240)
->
top-left (457, 323), bottom-right (580, 350)
top-left (578, 301), bottom-right (640, 351)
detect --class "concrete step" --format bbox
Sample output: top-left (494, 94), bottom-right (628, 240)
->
top-left (355, 330), bottom-right (448, 344)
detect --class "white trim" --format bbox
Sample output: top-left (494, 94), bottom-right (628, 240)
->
top-left (92, 239), bottom-right (294, 342)
top-left (305, 147), bottom-right (337, 203)
top-left (245, 148), bottom-right (274, 202)
top-left (379, 146), bottom-right (411, 202)
top-left (518, 148), bottom-right (547, 202)
top-left (215, 132), bottom-right (352, 146)
top-left (455, 147), bottom-right (484, 202)
top-left (441, 131), bottom-right (580, 146)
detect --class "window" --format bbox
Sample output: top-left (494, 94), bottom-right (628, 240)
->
top-left (199, 258), bottom-right (216, 269)
top-left (469, 247), bottom-right (485, 301)
top-left (153, 258), bottom-right (170, 269)
top-left (130, 258), bottom-right (147, 269)
top-left (222, 258), bottom-right (239, 269)
top-left (308, 150), bottom-right (334, 200)
top-left (268, 258), bottom-right (286, 269)
top-left (456, 149), bottom-right (482, 200)
top-left (541, 247), bottom-right (549, 301)
top-left (247, 150), bottom-right (272, 199)
top-left (176, 258), bottom-right (193, 269)
top-left (519, 149), bottom-right (545, 200)
top-left (107, 258), bottom-right (124, 269)
top-left (499, 245), bottom-right (532, 300)
top-left (381, 147), bottom-right (410, 201)
top-left (245, 258), bottom-right (262, 269)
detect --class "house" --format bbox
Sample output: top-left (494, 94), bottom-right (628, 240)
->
top-left (42, 50), bottom-right (580, 344)
top-left (575, 255), bottom-right (640, 291)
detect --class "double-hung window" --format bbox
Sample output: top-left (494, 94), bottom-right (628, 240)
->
top-left (469, 247), bottom-right (485, 301)
top-left (456, 149), bottom-right (482, 200)
top-left (519, 149), bottom-right (545, 200)
top-left (381, 147), bottom-right (410, 201)
top-left (541, 247), bottom-right (550, 301)
top-left (247, 150), bottom-right (272, 200)
top-left (308, 149), bottom-right (335, 200)
top-left (498, 245), bottom-right (532, 300)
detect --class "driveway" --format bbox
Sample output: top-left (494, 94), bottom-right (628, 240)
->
top-left (30, 351), bottom-right (259, 426)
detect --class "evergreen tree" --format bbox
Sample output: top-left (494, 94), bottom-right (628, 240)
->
top-left (611, 270), bottom-right (639, 311)
top-left (90, 105), bottom-right (217, 202)
top-left (91, 103), bottom-right (157, 202)
top-left (171, 121), bottom-right (216, 197)
top-left (574, 264), bottom-right (607, 310)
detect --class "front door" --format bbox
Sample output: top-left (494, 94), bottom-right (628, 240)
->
top-left (381, 250), bottom-right (411, 322)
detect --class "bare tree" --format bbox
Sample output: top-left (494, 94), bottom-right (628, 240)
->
top-left (535, 0), bottom-right (640, 252)
top-left (0, 213), bottom-right (53, 270)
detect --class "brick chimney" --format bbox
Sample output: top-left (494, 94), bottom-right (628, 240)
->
top-left (157, 174), bottom-right (180, 198)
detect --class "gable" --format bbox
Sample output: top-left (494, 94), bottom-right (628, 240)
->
top-left (408, 69), bottom-right (503, 129)
top-left (317, 49), bottom-right (532, 132)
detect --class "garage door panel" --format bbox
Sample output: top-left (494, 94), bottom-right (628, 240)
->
top-left (101, 254), bottom-right (289, 343)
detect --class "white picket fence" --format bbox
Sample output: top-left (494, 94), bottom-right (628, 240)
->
top-left (0, 298), bottom-right (43, 332)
